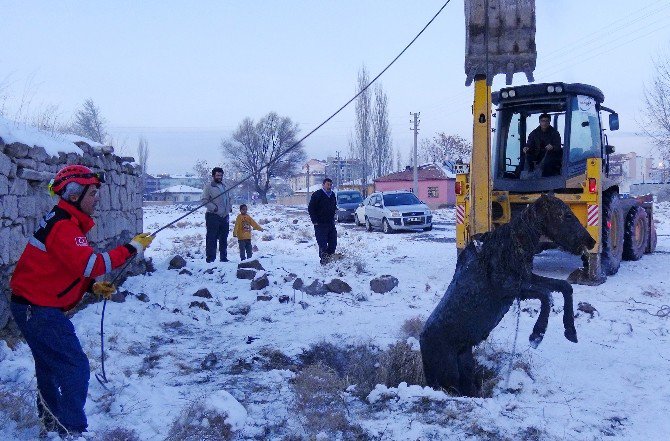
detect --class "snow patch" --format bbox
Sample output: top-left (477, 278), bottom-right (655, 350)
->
top-left (204, 390), bottom-right (247, 432)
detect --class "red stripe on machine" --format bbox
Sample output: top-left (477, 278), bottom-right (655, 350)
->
top-left (587, 204), bottom-right (599, 226)
top-left (456, 205), bottom-right (465, 224)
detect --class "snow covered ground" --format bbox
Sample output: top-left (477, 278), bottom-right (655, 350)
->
top-left (1, 202), bottom-right (669, 440)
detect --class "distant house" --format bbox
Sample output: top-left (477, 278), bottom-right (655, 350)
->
top-left (290, 159), bottom-right (326, 192)
top-left (149, 185), bottom-right (202, 203)
top-left (374, 163), bottom-right (455, 208)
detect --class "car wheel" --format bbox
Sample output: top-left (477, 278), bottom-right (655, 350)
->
top-left (365, 217), bottom-right (373, 232)
top-left (354, 213), bottom-right (360, 226)
top-left (382, 218), bottom-right (393, 234)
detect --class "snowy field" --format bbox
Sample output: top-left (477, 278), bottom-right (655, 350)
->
top-left (2, 202), bottom-right (670, 440)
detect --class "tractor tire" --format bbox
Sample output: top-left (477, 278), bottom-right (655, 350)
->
top-left (646, 221), bottom-right (657, 254)
top-left (601, 191), bottom-right (625, 275)
top-left (623, 206), bottom-right (648, 261)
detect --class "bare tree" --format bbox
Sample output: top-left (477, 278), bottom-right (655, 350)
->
top-left (371, 83), bottom-right (393, 178)
top-left (420, 133), bottom-right (472, 164)
top-left (221, 112), bottom-right (305, 204)
top-left (31, 104), bottom-right (65, 136)
top-left (350, 66), bottom-right (372, 193)
top-left (396, 149), bottom-right (403, 171)
top-left (641, 50), bottom-right (670, 162)
top-left (193, 159), bottom-right (211, 188)
top-left (70, 99), bottom-right (107, 144)
top-left (137, 136), bottom-right (149, 176)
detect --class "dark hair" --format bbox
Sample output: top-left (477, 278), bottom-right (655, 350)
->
top-left (323, 178), bottom-right (333, 184)
top-left (211, 167), bottom-right (223, 176)
top-left (240, 204), bottom-right (247, 210)
top-left (539, 113), bottom-right (551, 122)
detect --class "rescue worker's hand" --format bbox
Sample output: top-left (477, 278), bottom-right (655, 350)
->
top-left (130, 233), bottom-right (154, 252)
top-left (92, 281), bottom-right (116, 300)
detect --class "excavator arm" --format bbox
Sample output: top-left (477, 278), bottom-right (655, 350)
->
top-left (461, 0), bottom-right (537, 242)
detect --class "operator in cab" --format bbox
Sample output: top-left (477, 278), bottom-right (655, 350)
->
top-left (521, 113), bottom-right (563, 177)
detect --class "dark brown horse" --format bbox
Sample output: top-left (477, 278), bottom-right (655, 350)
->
top-left (420, 195), bottom-right (595, 396)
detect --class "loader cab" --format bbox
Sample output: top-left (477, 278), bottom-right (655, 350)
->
top-left (492, 82), bottom-right (618, 193)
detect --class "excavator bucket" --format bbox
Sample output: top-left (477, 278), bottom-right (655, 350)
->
top-left (464, 0), bottom-right (536, 86)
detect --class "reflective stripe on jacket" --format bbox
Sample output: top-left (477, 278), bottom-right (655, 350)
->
top-left (10, 199), bottom-right (135, 311)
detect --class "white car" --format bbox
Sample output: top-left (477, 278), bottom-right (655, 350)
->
top-left (362, 191), bottom-right (432, 233)
top-left (354, 195), bottom-right (371, 226)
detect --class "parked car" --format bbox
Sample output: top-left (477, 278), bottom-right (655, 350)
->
top-left (354, 195), bottom-right (371, 226)
top-left (363, 191), bottom-right (432, 233)
top-left (336, 190), bottom-right (363, 222)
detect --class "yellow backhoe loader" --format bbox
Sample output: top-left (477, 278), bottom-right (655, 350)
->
top-left (457, 0), bottom-right (657, 285)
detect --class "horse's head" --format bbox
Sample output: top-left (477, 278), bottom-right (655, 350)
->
top-left (528, 194), bottom-right (596, 255)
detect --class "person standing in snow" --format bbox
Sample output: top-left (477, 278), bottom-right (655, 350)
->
top-left (232, 204), bottom-right (264, 261)
top-left (201, 167), bottom-right (232, 262)
top-left (9, 164), bottom-right (154, 436)
top-left (308, 178), bottom-right (337, 265)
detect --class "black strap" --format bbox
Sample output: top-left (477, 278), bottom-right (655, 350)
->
top-left (11, 295), bottom-right (36, 306)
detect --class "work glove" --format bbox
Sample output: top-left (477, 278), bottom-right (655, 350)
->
top-left (92, 281), bottom-right (116, 300)
top-left (130, 233), bottom-right (154, 253)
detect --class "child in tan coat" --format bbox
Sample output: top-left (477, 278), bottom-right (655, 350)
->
top-left (232, 204), bottom-right (263, 261)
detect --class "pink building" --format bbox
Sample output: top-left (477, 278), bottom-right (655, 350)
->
top-left (374, 164), bottom-right (455, 209)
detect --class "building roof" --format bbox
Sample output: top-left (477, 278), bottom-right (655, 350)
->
top-left (374, 163), bottom-right (455, 182)
top-left (152, 185), bottom-right (202, 194)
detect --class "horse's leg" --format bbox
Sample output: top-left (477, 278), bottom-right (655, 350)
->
top-left (531, 274), bottom-right (578, 343)
top-left (457, 346), bottom-right (477, 397)
top-left (420, 335), bottom-right (461, 393)
top-left (518, 283), bottom-right (553, 348)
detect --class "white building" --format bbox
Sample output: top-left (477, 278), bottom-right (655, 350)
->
top-left (150, 185), bottom-right (202, 203)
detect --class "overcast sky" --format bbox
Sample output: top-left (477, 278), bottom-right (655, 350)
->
top-left (1, 0), bottom-right (669, 174)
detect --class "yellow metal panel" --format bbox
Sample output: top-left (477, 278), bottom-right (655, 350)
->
top-left (469, 78), bottom-right (492, 237)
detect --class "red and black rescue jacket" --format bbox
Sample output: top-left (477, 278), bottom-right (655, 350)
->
top-left (10, 200), bottom-right (136, 311)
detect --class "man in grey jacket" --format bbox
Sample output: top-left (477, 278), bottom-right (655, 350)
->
top-left (201, 167), bottom-right (232, 262)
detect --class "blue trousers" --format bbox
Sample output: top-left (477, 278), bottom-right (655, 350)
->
top-left (314, 223), bottom-right (337, 257)
top-left (205, 213), bottom-right (229, 261)
top-left (238, 239), bottom-right (253, 260)
top-left (10, 302), bottom-right (90, 434)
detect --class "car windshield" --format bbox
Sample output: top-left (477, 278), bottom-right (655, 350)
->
top-left (383, 193), bottom-right (420, 206)
top-left (337, 192), bottom-right (362, 204)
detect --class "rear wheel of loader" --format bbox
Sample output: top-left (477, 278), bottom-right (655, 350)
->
top-left (623, 206), bottom-right (648, 261)
top-left (601, 192), bottom-right (625, 275)
top-left (645, 221), bottom-right (657, 254)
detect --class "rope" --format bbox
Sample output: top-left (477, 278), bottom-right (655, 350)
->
top-left (504, 298), bottom-right (521, 389)
top-left (37, 389), bottom-right (70, 436)
top-left (94, 0), bottom-right (453, 387)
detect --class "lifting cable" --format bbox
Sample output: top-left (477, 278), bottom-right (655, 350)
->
top-left (95, 0), bottom-right (453, 387)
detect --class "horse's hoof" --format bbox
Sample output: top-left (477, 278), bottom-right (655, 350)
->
top-left (564, 328), bottom-right (578, 343)
top-left (529, 333), bottom-right (544, 348)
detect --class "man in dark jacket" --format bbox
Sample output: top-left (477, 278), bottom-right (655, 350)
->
top-left (521, 113), bottom-right (563, 177)
top-left (308, 178), bottom-right (337, 264)
top-left (10, 164), bottom-right (154, 436)
top-left (201, 167), bottom-right (232, 262)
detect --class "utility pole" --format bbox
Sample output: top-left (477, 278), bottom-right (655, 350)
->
top-left (335, 151), bottom-right (341, 190)
top-left (410, 112), bottom-right (420, 195)
top-left (305, 163), bottom-right (310, 205)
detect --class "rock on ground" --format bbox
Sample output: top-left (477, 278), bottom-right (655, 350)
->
top-left (370, 275), bottom-right (399, 294)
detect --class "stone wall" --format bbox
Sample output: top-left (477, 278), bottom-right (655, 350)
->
top-left (0, 137), bottom-right (143, 328)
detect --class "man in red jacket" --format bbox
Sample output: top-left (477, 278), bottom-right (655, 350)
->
top-left (9, 164), bottom-right (154, 437)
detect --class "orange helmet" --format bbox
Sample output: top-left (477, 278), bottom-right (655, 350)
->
top-left (49, 165), bottom-right (105, 195)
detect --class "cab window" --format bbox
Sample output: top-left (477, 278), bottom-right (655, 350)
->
top-left (569, 95), bottom-right (602, 163)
